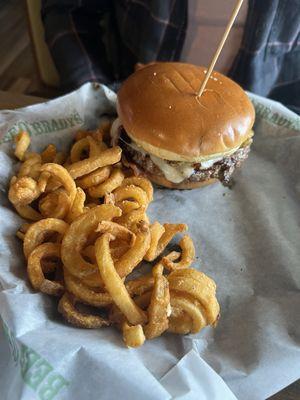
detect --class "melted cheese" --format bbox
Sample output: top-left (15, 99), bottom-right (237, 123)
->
top-left (150, 155), bottom-right (195, 183)
top-left (129, 142), bottom-right (225, 183)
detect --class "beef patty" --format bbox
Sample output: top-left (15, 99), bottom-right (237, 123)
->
top-left (118, 128), bottom-right (251, 186)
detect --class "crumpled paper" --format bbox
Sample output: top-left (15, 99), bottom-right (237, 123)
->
top-left (0, 83), bottom-right (299, 400)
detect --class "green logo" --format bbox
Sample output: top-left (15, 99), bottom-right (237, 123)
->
top-left (0, 110), bottom-right (84, 144)
top-left (251, 100), bottom-right (300, 131)
top-left (1, 316), bottom-right (69, 400)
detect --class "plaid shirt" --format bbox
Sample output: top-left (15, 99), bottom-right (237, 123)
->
top-left (42, 0), bottom-right (187, 91)
top-left (230, 0), bottom-right (300, 114)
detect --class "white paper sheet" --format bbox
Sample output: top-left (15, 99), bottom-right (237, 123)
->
top-left (0, 83), bottom-right (299, 400)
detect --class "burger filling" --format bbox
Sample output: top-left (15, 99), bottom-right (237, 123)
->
top-left (111, 119), bottom-right (252, 185)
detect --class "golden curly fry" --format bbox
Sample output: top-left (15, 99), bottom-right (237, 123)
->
top-left (70, 137), bottom-right (90, 163)
top-left (126, 275), bottom-right (154, 297)
top-left (144, 223), bottom-right (187, 262)
top-left (95, 233), bottom-right (147, 325)
top-left (18, 222), bottom-right (31, 235)
top-left (9, 176), bottom-right (41, 206)
top-left (41, 144), bottom-right (57, 163)
top-left (39, 189), bottom-right (71, 219)
top-left (114, 185), bottom-right (149, 211)
top-left (96, 221), bottom-right (136, 245)
top-left (27, 242), bottom-right (64, 296)
top-left (76, 166), bottom-right (111, 189)
top-left (14, 131), bottom-right (30, 161)
top-left (61, 205), bottom-right (122, 280)
top-left (8, 124), bottom-right (220, 348)
top-left (38, 171), bottom-right (51, 192)
top-left (168, 269), bottom-right (220, 328)
top-left (15, 204), bottom-right (42, 221)
top-left (167, 309), bottom-right (193, 335)
top-left (115, 207), bottom-right (149, 228)
top-left (18, 153), bottom-right (41, 180)
top-left (88, 168), bottom-right (124, 198)
top-left (121, 177), bottom-right (153, 202)
top-left (67, 147), bottom-right (121, 179)
top-left (65, 187), bottom-right (86, 223)
top-left (114, 221), bottom-right (150, 278)
top-left (40, 163), bottom-right (76, 205)
top-left (144, 263), bottom-right (170, 339)
top-left (23, 218), bottom-right (69, 258)
top-left (64, 271), bottom-right (112, 307)
top-left (58, 292), bottom-right (109, 328)
top-left (169, 295), bottom-right (207, 334)
top-left (144, 222), bottom-right (165, 261)
top-left (162, 235), bottom-right (195, 271)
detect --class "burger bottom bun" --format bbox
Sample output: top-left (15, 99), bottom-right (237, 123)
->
top-left (142, 171), bottom-right (218, 190)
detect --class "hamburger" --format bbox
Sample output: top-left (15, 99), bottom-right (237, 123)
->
top-left (111, 62), bottom-right (255, 189)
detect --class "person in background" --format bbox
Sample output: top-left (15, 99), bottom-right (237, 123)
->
top-left (229, 0), bottom-right (300, 115)
top-left (41, 1), bottom-right (187, 93)
top-left (42, 0), bottom-right (300, 114)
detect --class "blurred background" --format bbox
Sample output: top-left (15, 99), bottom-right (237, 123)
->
top-left (0, 0), bottom-right (248, 98)
top-left (0, 0), bottom-right (299, 113)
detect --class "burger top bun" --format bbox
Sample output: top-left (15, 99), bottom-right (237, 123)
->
top-left (117, 62), bottom-right (255, 162)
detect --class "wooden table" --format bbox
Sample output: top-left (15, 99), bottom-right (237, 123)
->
top-left (0, 90), bottom-right (299, 400)
top-left (0, 90), bottom-right (45, 109)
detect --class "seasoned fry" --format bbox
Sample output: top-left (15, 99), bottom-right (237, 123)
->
top-left (115, 207), bottom-right (149, 228)
top-left (70, 137), bottom-right (90, 163)
top-left (168, 310), bottom-right (193, 335)
top-left (95, 233), bottom-right (147, 325)
top-left (169, 296), bottom-right (206, 334)
top-left (65, 187), bottom-right (86, 223)
top-left (39, 189), bottom-right (71, 219)
top-left (27, 243), bottom-right (64, 296)
top-left (67, 147), bottom-right (121, 179)
top-left (168, 269), bottom-right (220, 326)
top-left (126, 275), bottom-right (154, 297)
top-left (17, 224), bottom-right (28, 240)
top-left (15, 204), bottom-right (41, 221)
top-left (61, 205), bottom-right (122, 279)
top-left (64, 271), bottom-right (112, 307)
top-left (115, 221), bottom-right (150, 278)
top-left (121, 177), bottom-right (153, 202)
top-left (7, 125), bottom-right (220, 348)
top-left (96, 221), bottom-right (136, 245)
top-left (114, 185), bottom-right (149, 210)
top-left (14, 131), bottom-right (30, 161)
top-left (144, 222), bottom-right (165, 261)
top-left (40, 163), bottom-right (76, 205)
top-left (87, 135), bottom-right (104, 157)
top-left (38, 171), bottom-right (51, 192)
top-left (23, 218), bottom-right (69, 258)
top-left (162, 235), bottom-right (195, 270)
top-left (117, 200), bottom-right (140, 214)
top-left (41, 144), bottom-right (57, 163)
top-left (144, 264), bottom-right (170, 339)
top-left (58, 292), bottom-right (109, 328)
top-left (76, 166), bottom-right (111, 189)
top-left (122, 323), bottom-right (145, 348)
top-left (88, 168), bottom-right (124, 198)
top-left (8, 176), bottom-right (40, 206)
top-left (144, 223), bottom-right (187, 262)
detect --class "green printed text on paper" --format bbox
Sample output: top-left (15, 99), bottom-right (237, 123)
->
top-left (0, 110), bottom-right (84, 144)
top-left (1, 316), bottom-right (69, 400)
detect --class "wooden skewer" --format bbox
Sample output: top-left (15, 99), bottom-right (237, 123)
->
top-left (197, 0), bottom-right (245, 98)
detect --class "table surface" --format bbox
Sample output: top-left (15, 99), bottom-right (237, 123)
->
top-left (0, 89), bottom-right (299, 400)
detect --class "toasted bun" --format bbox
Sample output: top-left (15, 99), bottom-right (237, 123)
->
top-left (117, 62), bottom-right (255, 162)
top-left (142, 171), bottom-right (218, 190)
